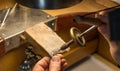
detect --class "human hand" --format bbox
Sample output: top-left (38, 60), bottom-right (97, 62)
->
top-left (97, 10), bottom-right (120, 66)
top-left (32, 54), bottom-right (68, 71)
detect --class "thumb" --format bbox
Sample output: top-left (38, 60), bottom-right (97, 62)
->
top-left (49, 56), bottom-right (61, 71)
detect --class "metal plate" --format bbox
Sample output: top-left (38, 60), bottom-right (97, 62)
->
top-left (0, 5), bottom-right (55, 52)
top-left (0, 6), bottom-right (55, 39)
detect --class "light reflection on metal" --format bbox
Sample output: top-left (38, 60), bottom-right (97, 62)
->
top-left (0, 3), bottom-right (18, 28)
top-left (38, 0), bottom-right (45, 9)
top-left (0, 5), bottom-right (55, 53)
top-left (0, 8), bottom-right (10, 28)
top-left (9, 3), bottom-right (18, 15)
top-left (16, 0), bottom-right (83, 9)
top-left (59, 25), bottom-right (97, 51)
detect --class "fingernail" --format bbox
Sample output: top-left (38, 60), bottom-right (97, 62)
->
top-left (52, 56), bottom-right (60, 62)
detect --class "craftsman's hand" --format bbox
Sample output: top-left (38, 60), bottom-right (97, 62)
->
top-left (97, 10), bottom-right (120, 66)
top-left (32, 54), bottom-right (68, 71)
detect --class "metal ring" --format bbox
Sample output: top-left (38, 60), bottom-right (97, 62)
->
top-left (70, 27), bottom-right (86, 46)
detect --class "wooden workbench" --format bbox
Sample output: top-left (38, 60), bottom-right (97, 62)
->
top-left (42, 0), bottom-right (117, 16)
top-left (0, 0), bottom-right (118, 71)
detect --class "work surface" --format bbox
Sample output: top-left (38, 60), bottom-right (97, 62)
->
top-left (0, 0), bottom-right (119, 71)
top-left (66, 54), bottom-right (120, 71)
top-left (42, 0), bottom-right (117, 16)
top-left (0, 0), bottom-right (117, 14)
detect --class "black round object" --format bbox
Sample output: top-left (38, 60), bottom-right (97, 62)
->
top-left (16, 0), bottom-right (83, 9)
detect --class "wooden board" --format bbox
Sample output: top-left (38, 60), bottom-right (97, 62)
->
top-left (25, 23), bottom-right (66, 57)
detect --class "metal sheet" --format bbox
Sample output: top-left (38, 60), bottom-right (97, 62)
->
top-left (0, 5), bottom-right (55, 52)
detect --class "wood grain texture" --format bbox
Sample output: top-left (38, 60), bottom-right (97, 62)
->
top-left (55, 12), bottom-right (99, 67)
top-left (25, 15), bottom-right (99, 67)
top-left (42, 0), bottom-right (117, 16)
top-left (25, 23), bottom-right (66, 57)
top-left (0, 0), bottom-right (15, 10)
top-left (0, 0), bottom-right (118, 71)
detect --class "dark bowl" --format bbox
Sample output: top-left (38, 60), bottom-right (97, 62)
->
top-left (16, 0), bottom-right (83, 9)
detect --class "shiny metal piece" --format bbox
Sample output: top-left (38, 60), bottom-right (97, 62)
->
top-left (0, 8), bottom-right (10, 28)
top-left (19, 46), bottom-right (42, 71)
top-left (1, 3), bottom-right (18, 28)
top-left (9, 3), bottom-right (18, 15)
top-left (77, 25), bottom-right (97, 37)
top-left (60, 39), bottom-right (74, 50)
top-left (59, 25), bottom-right (97, 50)
top-left (19, 60), bottom-right (32, 71)
top-left (70, 27), bottom-right (86, 46)
top-left (0, 5), bottom-right (55, 52)
top-left (16, 0), bottom-right (83, 9)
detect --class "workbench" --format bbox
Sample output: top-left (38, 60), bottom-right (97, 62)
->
top-left (0, 0), bottom-right (119, 71)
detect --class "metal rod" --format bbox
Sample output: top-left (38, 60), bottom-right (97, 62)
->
top-left (0, 3), bottom-right (18, 28)
top-left (60, 25), bottom-right (97, 50)
top-left (79, 25), bottom-right (97, 37)
top-left (9, 3), bottom-right (18, 15)
top-left (60, 39), bottom-right (74, 50)
top-left (59, 4), bottom-right (120, 51)
top-left (0, 8), bottom-right (10, 28)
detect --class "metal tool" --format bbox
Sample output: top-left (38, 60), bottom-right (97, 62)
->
top-left (0, 8), bottom-right (10, 28)
top-left (0, 3), bottom-right (18, 28)
top-left (9, 3), bottom-right (18, 15)
top-left (59, 25), bottom-right (97, 50)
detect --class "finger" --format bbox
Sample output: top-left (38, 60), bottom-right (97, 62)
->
top-left (33, 57), bottom-right (50, 71)
top-left (49, 55), bottom-right (61, 71)
top-left (62, 62), bottom-right (68, 69)
top-left (95, 11), bottom-right (109, 24)
top-left (61, 58), bottom-right (66, 64)
top-left (98, 11), bottom-right (107, 16)
top-left (61, 59), bottom-right (68, 71)
top-left (57, 54), bottom-right (68, 70)
top-left (56, 54), bottom-right (64, 59)
top-left (38, 57), bottom-right (50, 68)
